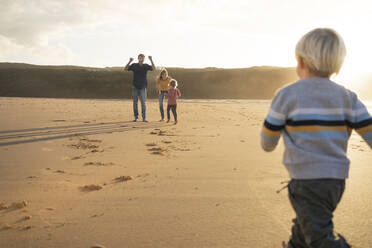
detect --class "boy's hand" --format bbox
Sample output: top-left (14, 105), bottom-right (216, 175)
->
top-left (129, 58), bottom-right (134, 62)
top-left (148, 56), bottom-right (152, 60)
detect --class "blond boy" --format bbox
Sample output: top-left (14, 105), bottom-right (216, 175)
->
top-left (261, 28), bottom-right (372, 247)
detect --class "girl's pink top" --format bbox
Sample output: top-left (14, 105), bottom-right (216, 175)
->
top-left (167, 88), bottom-right (181, 105)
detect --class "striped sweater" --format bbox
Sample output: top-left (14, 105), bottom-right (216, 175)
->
top-left (261, 77), bottom-right (372, 179)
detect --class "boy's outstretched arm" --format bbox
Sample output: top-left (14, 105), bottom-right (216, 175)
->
top-left (351, 93), bottom-right (372, 148)
top-left (261, 90), bottom-right (287, 152)
top-left (261, 111), bottom-right (285, 152)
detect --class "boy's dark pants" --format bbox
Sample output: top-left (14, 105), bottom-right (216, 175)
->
top-left (167, 104), bottom-right (177, 121)
top-left (288, 179), bottom-right (351, 248)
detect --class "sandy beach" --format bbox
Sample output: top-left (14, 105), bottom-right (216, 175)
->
top-left (0, 97), bottom-right (372, 248)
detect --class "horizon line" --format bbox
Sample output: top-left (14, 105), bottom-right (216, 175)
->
top-left (0, 61), bottom-right (296, 70)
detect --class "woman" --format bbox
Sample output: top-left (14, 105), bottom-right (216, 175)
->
top-left (156, 68), bottom-right (171, 121)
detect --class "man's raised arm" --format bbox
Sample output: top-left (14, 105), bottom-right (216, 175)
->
top-left (124, 57), bottom-right (134, 70)
top-left (148, 56), bottom-right (156, 71)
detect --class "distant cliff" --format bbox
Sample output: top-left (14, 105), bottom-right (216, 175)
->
top-left (0, 63), bottom-right (298, 99)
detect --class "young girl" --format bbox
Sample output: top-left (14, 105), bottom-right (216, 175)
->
top-left (156, 68), bottom-right (171, 121)
top-left (166, 79), bottom-right (181, 124)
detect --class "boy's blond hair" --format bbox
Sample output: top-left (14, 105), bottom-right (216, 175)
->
top-left (295, 28), bottom-right (346, 77)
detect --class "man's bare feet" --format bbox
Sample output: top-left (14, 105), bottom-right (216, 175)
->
top-left (166, 120), bottom-right (170, 123)
top-left (282, 241), bottom-right (287, 248)
top-left (174, 121), bottom-right (178, 125)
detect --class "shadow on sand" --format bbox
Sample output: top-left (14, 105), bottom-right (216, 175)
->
top-left (0, 121), bottom-right (169, 147)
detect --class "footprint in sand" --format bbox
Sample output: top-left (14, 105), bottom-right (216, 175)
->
top-left (148, 147), bottom-right (166, 156)
top-left (159, 130), bottom-right (169, 136)
top-left (26, 176), bottom-right (38, 179)
top-left (70, 143), bottom-right (99, 150)
top-left (149, 129), bottom-right (171, 136)
top-left (151, 151), bottom-right (164, 156)
top-left (1, 224), bottom-right (12, 230)
top-left (71, 155), bottom-right (85, 160)
top-left (68, 138), bottom-right (102, 152)
top-left (91, 213), bottom-right (104, 218)
top-left (0, 201), bottom-right (28, 211)
top-left (114, 176), bottom-right (133, 182)
top-left (21, 225), bottom-right (32, 231)
top-left (84, 162), bottom-right (114, 166)
top-left (80, 138), bottom-right (102, 143)
top-left (11, 201), bottom-right (28, 209)
top-left (145, 143), bottom-right (157, 147)
top-left (91, 149), bottom-right (104, 153)
top-left (0, 202), bottom-right (9, 210)
top-left (80, 184), bottom-right (103, 191)
top-left (24, 215), bottom-right (32, 220)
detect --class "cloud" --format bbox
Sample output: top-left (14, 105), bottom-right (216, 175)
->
top-left (0, 0), bottom-right (202, 64)
top-left (0, 0), bottom-right (135, 64)
top-left (0, 35), bottom-right (76, 65)
top-left (0, 0), bottom-right (122, 47)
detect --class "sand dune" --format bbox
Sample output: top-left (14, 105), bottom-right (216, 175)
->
top-left (0, 97), bottom-right (372, 247)
top-left (0, 63), bottom-right (297, 100)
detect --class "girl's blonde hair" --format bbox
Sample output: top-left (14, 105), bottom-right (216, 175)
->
top-left (157, 68), bottom-right (169, 80)
top-left (295, 28), bottom-right (346, 77)
top-left (169, 79), bottom-right (178, 88)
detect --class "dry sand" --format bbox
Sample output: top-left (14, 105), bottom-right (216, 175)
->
top-left (0, 97), bottom-right (371, 248)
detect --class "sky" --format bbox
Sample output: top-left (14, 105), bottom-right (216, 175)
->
top-left (1, 0), bottom-right (372, 76)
